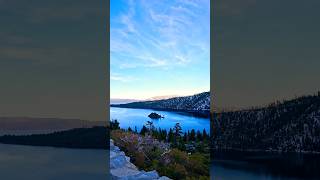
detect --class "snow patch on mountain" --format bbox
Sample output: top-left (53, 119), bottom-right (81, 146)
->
top-left (112, 92), bottom-right (210, 112)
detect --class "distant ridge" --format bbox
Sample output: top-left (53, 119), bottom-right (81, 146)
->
top-left (110, 98), bottom-right (141, 104)
top-left (0, 117), bottom-right (105, 134)
top-left (146, 95), bottom-right (178, 101)
top-left (111, 92), bottom-right (210, 116)
top-left (0, 126), bottom-right (108, 149)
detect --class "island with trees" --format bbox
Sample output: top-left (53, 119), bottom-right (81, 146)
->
top-left (148, 112), bottom-right (164, 119)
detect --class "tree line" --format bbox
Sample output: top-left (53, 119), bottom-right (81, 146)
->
top-left (110, 119), bottom-right (209, 152)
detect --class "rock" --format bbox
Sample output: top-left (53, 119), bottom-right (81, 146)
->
top-left (110, 139), bottom-right (171, 180)
top-left (158, 177), bottom-right (171, 180)
top-left (110, 154), bottom-right (128, 169)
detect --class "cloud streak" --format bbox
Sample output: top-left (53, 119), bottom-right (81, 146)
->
top-left (110, 73), bottom-right (137, 83)
top-left (110, 0), bottom-right (210, 99)
top-left (110, 0), bottom-right (210, 70)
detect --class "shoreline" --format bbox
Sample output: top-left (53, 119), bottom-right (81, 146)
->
top-left (110, 105), bottom-right (210, 118)
top-left (212, 148), bottom-right (320, 155)
top-left (0, 142), bottom-right (107, 150)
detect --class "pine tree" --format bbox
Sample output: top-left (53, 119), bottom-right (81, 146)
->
top-left (134, 126), bottom-right (138, 133)
top-left (140, 125), bottom-right (148, 135)
top-left (168, 128), bottom-right (174, 143)
top-left (145, 121), bottom-right (154, 136)
top-left (203, 129), bottom-right (208, 140)
top-left (183, 132), bottom-right (187, 142)
top-left (110, 119), bottom-right (120, 130)
top-left (173, 123), bottom-right (183, 146)
top-left (190, 129), bottom-right (196, 141)
top-left (196, 130), bottom-right (203, 141)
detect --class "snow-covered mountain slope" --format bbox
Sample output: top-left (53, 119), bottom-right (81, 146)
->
top-left (213, 92), bottom-right (320, 152)
top-left (111, 92), bottom-right (210, 112)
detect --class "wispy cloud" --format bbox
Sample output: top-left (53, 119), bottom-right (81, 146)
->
top-left (111, 0), bottom-right (210, 70)
top-left (111, 73), bottom-right (137, 83)
top-left (110, 0), bottom-right (210, 99)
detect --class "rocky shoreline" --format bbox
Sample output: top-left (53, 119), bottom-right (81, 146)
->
top-left (110, 139), bottom-right (171, 180)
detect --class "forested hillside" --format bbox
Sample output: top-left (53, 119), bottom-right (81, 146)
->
top-left (213, 92), bottom-right (320, 152)
top-left (112, 92), bottom-right (210, 114)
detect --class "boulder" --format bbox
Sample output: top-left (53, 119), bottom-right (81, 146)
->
top-left (110, 139), bottom-right (171, 180)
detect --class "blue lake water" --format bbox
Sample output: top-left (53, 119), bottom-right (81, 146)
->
top-left (0, 144), bottom-right (108, 180)
top-left (110, 107), bottom-right (210, 133)
top-left (211, 151), bottom-right (320, 180)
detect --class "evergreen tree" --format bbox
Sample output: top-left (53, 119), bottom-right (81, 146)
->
top-left (183, 132), bottom-right (187, 142)
top-left (134, 126), bottom-right (138, 133)
top-left (190, 129), bottom-right (196, 141)
top-left (203, 129), bottom-right (208, 140)
top-left (110, 119), bottom-right (120, 130)
top-left (168, 128), bottom-right (174, 143)
top-left (173, 123), bottom-right (183, 145)
top-left (140, 125), bottom-right (148, 135)
top-left (162, 129), bottom-right (168, 141)
top-left (145, 121), bottom-right (155, 136)
top-left (196, 130), bottom-right (203, 141)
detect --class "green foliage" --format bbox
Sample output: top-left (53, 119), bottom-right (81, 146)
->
top-left (140, 125), bottom-right (148, 135)
top-left (190, 129), bottom-right (196, 141)
top-left (110, 119), bottom-right (120, 130)
top-left (188, 153), bottom-right (210, 176)
top-left (166, 163), bottom-right (188, 179)
top-left (111, 128), bottom-right (210, 180)
top-left (168, 128), bottom-right (175, 143)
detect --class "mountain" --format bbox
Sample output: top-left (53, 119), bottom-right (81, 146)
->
top-left (0, 126), bottom-right (108, 149)
top-left (111, 92), bottom-right (210, 115)
top-left (146, 95), bottom-right (178, 101)
top-left (212, 92), bottom-right (320, 152)
top-left (0, 117), bottom-right (105, 135)
top-left (110, 98), bottom-right (141, 104)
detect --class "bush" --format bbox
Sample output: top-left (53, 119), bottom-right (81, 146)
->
top-left (111, 129), bottom-right (209, 180)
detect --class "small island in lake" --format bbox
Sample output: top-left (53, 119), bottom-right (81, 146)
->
top-left (148, 112), bottom-right (164, 119)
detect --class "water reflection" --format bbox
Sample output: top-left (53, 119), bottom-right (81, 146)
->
top-left (0, 144), bottom-right (107, 180)
top-left (212, 151), bottom-right (320, 180)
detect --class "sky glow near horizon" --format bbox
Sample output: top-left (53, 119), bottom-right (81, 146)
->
top-left (110, 0), bottom-right (210, 100)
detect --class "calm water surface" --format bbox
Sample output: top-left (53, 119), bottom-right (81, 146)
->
top-left (110, 107), bottom-right (210, 132)
top-left (0, 144), bottom-right (107, 180)
top-left (211, 151), bottom-right (320, 180)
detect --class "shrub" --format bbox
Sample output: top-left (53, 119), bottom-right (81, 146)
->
top-left (111, 129), bottom-right (209, 180)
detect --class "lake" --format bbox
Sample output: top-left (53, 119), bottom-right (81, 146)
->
top-left (211, 151), bottom-right (320, 180)
top-left (0, 144), bottom-right (108, 180)
top-left (110, 107), bottom-right (210, 133)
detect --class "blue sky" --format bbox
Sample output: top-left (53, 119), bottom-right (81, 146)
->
top-left (110, 0), bottom-right (210, 100)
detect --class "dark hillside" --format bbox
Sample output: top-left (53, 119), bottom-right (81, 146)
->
top-left (112, 92), bottom-right (210, 116)
top-left (0, 126), bottom-right (108, 149)
top-left (213, 93), bottom-right (320, 152)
